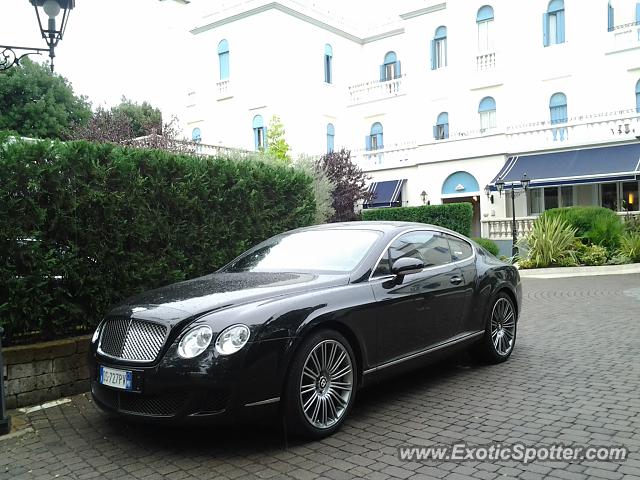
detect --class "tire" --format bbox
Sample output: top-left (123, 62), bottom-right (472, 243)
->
top-left (283, 330), bottom-right (357, 439)
top-left (471, 292), bottom-right (517, 364)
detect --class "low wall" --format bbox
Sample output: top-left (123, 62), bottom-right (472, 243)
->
top-left (1, 336), bottom-right (91, 409)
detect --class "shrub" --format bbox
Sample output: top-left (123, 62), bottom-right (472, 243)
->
top-left (361, 203), bottom-right (473, 237)
top-left (472, 237), bottom-right (499, 256)
top-left (576, 244), bottom-right (608, 266)
top-left (541, 207), bottom-right (623, 251)
top-left (517, 215), bottom-right (577, 268)
top-left (0, 138), bottom-right (316, 345)
top-left (619, 231), bottom-right (640, 262)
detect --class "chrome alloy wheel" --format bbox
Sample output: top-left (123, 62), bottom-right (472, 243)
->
top-left (491, 297), bottom-right (516, 356)
top-left (299, 339), bottom-right (353, 429)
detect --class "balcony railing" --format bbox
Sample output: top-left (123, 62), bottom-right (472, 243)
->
top-left (353, 142), bottom-right (417, 170)
top-left (216, 79), bottom-right (231, 98)
top-left (476, 52), bottom-right (496, 71)
top-left (348, 76), bottom-right (405, 105)
top-left (609, 22), bottom-right (640, 51)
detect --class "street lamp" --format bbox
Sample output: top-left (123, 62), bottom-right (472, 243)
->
top-left (420, 190), bottom-right (428, 205)
top-left (496, 174), bottom-right (530, 257)
top-left (0, 0), bottom-right (75, 72)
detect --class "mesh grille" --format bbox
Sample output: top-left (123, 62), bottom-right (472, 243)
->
top-left (119, 392), bottom-right (188, 417)
top-left (99, 317), bottom-right (167, 362)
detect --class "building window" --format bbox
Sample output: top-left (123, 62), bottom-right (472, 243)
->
top-left (366, 122), bottom-right (383, 151)
top-left (434, 112), bottom-right (449, 140)
top-left (477, 5), bottom-right (495, 52)
top-left (636, 79), bottom-right (640, 113)
top-left (327, 123), bottom-right (335, 153)
top-left (218, 39), bottom-right (230, 80)
top-left (543, 0), bottom-right (565, 46)
top-left (549, 92), bottom-right (568, 124)
top-left (324, 44), bottom-right (333, 84)
top-left (431, 26), bottom-right (447, 70)
top-left (601, 183), bottom-right (618, 211)
top-left (623, 181), bottom-right (639, 211)
top-left (608, 1), bottom-right (615, 31)
top-left (380, 51), bottom-right (401, 81)
top-left (528, 186), bottom-right (574, 214)
top-left (252, 115), bottom-right (266, 150)
top-left (478, 96), bottom-right (497, 131)
top-left (191, 127), bottom-right (202, 143)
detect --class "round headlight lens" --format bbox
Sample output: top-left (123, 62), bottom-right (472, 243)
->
top-left (215, 324), bottom-right (250, 356)
top-left (178, 325), bottom-right (213, 359)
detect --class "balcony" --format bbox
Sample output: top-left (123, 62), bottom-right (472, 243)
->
top-left (352, 142), bottom-right (417, 171)
top-left (216, 79), bottom-right (232, 99)
top-left (348, 76), bottom-right (405, 106)
top-left (608, 21), bottom-right (640, 53)
top-left (476, 52), bottom-right (496, 71)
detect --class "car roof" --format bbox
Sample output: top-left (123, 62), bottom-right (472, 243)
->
top-left (293, 221), bottom-right (461, 236)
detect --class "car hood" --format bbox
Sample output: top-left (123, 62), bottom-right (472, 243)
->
top-left (108, 271), bottom-right (349, 324)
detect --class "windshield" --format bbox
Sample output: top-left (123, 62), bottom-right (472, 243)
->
top-left (221, 229), bottom-right (381, 273)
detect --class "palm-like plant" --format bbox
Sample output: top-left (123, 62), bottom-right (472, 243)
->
top-left (517, 215), bottom-right (577, 268)
top-left (619, 231), bottom-right (640, 262)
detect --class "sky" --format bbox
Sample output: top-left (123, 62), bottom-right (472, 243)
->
top-left (2, 0), bottom-right (408, 119)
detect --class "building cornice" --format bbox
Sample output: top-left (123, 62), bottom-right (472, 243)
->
top-left (190, 2), bottom-right (405, 44)
top-left (399, 3), bottom-right (447, 20)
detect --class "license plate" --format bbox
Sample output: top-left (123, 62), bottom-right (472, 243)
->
top-left (99, 366), bottom-right (133, 390)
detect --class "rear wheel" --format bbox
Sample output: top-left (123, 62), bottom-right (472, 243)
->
top-left (283, 330), bottom-right (356, 439)
top-left (471, 292), bottom-right (517, 363)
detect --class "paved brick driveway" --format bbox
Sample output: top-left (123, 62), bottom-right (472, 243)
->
top-left (2, 275), bottom-right (640, 480)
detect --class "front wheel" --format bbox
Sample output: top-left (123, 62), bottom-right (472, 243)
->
top-left (283, 330), bottom-right (356, 439)
top-left (471, 292), bottom-right (517, 363)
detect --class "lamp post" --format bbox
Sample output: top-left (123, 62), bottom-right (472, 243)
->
top-left (420, 190), bottom-right (428, 205)
top-left (495, 173), bottom-right (530, 257)
top-left (0, 327), bottom-right (10, 436)
top-left (0, 0), bottom-right (75, 72)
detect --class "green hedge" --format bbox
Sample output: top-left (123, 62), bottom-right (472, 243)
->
top-left (472, 237), bottom-right (500, 256)
top-left (0, 138), bottom-right (316, 345)
top-left (361, 203), bottom-right (473, 236)
top-left (541, 206), bottom-right (623, 251)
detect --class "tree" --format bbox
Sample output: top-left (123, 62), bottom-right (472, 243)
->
top-left (319, 148), bottom-right (372, 222)
top-left (112, 97), bottom-right (162, 138)
top-left (295, 155), bottom-right (336, 224)
top-left (0, 58), bottom-right (91, 140)
top-left (266, 115), bottom-right (291, 163)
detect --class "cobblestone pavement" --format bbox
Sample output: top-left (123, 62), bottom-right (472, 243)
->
top-left (2, 275), bottom-right (640, 480)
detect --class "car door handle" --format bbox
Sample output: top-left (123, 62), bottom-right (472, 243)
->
top-left (450, 276), bottom-right (463, 285)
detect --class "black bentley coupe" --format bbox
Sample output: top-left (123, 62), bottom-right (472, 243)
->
top-left (89, 222), bottom-right (521, 438)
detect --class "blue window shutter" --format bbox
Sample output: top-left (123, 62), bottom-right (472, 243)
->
top-left (608, 4), bottom-right (614, 31)
top-left (444, 123), bottom-right (449, 139)
top-left (254, 128), bottom-right (259, 150)
top-left (543, 13), bottom-right (549, 46)
top-left (219, 52), bottom-right (229, 80)
top-left (377, 133), bottom-right (384, 149)
top-left (433, 125), bottom-right (438, 139)
top-left (636, 2), bottom-right (640, 22)
top-left (262, 127), bottom-right (267, 148)
top-left (557, 10), bottom-right (565, 43)
top-left (365, 135), bottom-right (372, 150)
top-left (431, 40), bottom-right (436, 69)
top-left (380, 65), bottom-right (386, 81)
top-left (395, 60), bottom-right (402, 78)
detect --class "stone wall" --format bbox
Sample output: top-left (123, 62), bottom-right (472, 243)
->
top-left (1, 336), bottom-right (91, 409)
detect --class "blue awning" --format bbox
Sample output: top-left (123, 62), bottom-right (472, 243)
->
top-left (365, 179), bottom-right (406, 208)
top-left (490, 143), bottom-right (640, 189)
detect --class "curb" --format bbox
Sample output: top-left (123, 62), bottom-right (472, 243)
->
top-left (518, 263), bottom-right (640, 279)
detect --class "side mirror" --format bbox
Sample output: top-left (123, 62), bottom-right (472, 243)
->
top-left (391, 257), bottom-right (424, 276)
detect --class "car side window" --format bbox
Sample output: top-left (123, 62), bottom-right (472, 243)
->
top-left (447, 235), bottom-right (473, 262)
top-left (373, 231), bottom-right (451, 277)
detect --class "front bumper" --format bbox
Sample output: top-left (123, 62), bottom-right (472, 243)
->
top-left (89, 337), bottom-right (290, 425)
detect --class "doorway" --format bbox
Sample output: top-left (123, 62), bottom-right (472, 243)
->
top-left (442, 196), bottom-right (481, 238)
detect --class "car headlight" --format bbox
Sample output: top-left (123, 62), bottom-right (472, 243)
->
top-left (91, 323), bottom-right (101, 343)
top-left (178, 325), bottom-right (213, 359)
top-left (215, 324), bottom-right (250, 356)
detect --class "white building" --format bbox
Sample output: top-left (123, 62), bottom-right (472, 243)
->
top-left (167, 0), bottom-right (640, 253)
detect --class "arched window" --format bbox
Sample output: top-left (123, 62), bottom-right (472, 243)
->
top-left (543, 0), bottom-right (565, 46)
top-left (608, 1), bottom-right (615, 31)
top-left (218, 39), bottom-right (230, 80)
top-left (478, 96), bottom-right (497, 131)
top-left (366, 122), bottom-right (383, 151)
top-left (191, 127), bottom-right (202, 143)
top-left (549, 92), bottom-right (568, 124)
top-left (636, 79), bottom-right (640, 113)
top-left (431, 26), bottom-right (447, 70)
top-left (324, 44), bottom-right (333, 84)
top-left (477, 6), bottom-right (494, 53)
top-left (434, 112), bottom-right (449, 140)
top-left (252, 115), bottom-right (266, 150)
top-left (327, 123), bottom-right (335, 153)
top-left (380, 51), bottom-right (401, 81)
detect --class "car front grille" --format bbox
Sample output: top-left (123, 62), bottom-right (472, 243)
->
top-left (93, 385), bottom-right (188, 417)
top-left (99, 317), bottom-right (168, 362)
